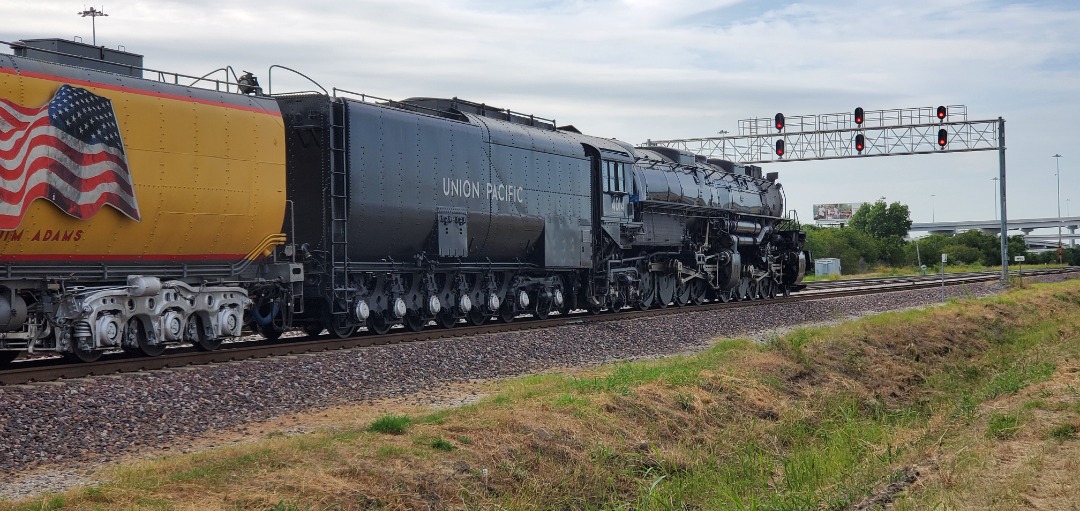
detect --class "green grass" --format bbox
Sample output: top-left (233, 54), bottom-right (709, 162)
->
top-left (987, 412), bottom-right (1022, 439)
top-left (367, 414), bottom-right (412, 435)
top-left (1047, 423), bottom-right (1078, 441)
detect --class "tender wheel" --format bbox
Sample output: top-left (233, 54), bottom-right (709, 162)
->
top-left (534, 302), bottom-right (552, 320)
top-left (586, 297), bottom-right (605, 315)
top-left (466, 308), bottom-right (487, 326)
top-left (436, 310), bottom-right (457, 329)
top-left (124, 318), bottom-right (165, 357)
top-left (403, 313), bottom-right (426, 332)
top-left (301, 323), bottom-right (324, 337)
top-left (367, 315), bottom-right (392, 335)
top-left (498, 305), bottom-right (515, 323)
top-left (188, 315), bottom-right (222, 351)
top-left (257, 323), bottom-right (284, 341)
top-left (0, 351), bottom-right (20, 367)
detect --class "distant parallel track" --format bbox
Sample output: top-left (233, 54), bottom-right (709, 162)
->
top-left (2, 267), bottom-right (1075, 386)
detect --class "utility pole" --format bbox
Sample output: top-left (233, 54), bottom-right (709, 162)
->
top-left (78, 7), bottom-right (108, 46)
top-left (1054, 154), bottom-right (1063, 263)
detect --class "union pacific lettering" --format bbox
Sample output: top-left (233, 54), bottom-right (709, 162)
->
top-left (442, 178), bottom-right (524, 203)
top-left (0, 229), bottom-right (84, 242)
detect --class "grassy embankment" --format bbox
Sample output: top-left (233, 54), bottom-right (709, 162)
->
top-left (6, 279), bottom-right (1080, 510)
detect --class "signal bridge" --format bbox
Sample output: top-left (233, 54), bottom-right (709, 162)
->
top-left (643, 105), bottom-right (1000, 164)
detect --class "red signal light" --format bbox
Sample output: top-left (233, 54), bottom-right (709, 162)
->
top-left (854, 107), bottom-right (864, 126)
top-left (937, 128), bottom-right (948, 148)
top-left (936, 105), bottom-right (947, 121)
top-left (775, 139), bottom-right (785, 157)
top-left (774, 113), bottom-right (785, 131)
top-left (855, 134), bottom-right (865, 153)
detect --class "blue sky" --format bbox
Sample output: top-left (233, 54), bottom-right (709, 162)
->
top-left (3, 0), bottom-right (1078, 225)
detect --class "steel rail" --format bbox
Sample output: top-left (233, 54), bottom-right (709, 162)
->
top-left (2, 267), bottom-right (1075, 386)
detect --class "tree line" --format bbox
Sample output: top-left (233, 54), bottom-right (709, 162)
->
top-left (803, 200), bottom-right (1076, 275)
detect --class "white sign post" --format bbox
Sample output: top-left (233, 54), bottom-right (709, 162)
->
top-left (940, 253), bottom-right (947, 301)
top-left (1014, 255), bottom-right (1025, 286)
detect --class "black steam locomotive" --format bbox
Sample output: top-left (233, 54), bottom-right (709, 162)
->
top-left (270, 94), bottom-right (810, 338)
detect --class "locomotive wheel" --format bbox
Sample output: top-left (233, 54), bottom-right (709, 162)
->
top-left (403, 313), bottom-right (426, 332)
top-left (188, 315), bottom-right (222, 351)
top-left (65, 342), bottom-right (103, 363)
top-left (636, 268), bottom-right (657, 310)
top-left (760, 278), bottom-right (777, 299)
top-left (586, 298), bottom-right (604, 315)
top-left (656, 276), bottom-right (675, 308)
top-left (0, 351), bottom-right (18, 368)
top-left (466, 308), bottom-right (488, 326)
top-left (747, 280), bottom-right (761, 301)
top-left (436, 310), bottom-right (457, 329)
top-left (367, 315), bottom-right (392, 335)
top-left (301, 323), bottom-right (324, 338)
top-left (127, 318), bottom-right (166, 357)
top-left (690, 280), bottom-right (709, 305)
top-left (674, 283), bottom-right (692, 307)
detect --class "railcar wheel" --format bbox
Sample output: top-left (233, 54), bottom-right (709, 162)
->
top-left (0, 351), bottom-right (18, 368)
top-left (367, 315), bottom-right (392, 335)
top-left (656, 275), bottom-right (675, 308)
top-left (436, 311), bottom-right (457, 329)
top-left (690, 280), bottom-right (709, 305)
top-left (586, 298), bottom-right (605, 315)
top-left (466, 308), bottom-right (488, 326)
top-left (403, 313), bottom-right (426, 332)
top-left (188, 315), bottom-right (222, 351)
top-left (301, 323), bottom-right (324, 338)
top-left (126, 318), bottom-right (165, 357)
top-left (65, 342), bottom-right (103, 363)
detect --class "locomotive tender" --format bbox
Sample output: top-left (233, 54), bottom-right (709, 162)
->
top-left (0, 39), bottom-right (809, 365)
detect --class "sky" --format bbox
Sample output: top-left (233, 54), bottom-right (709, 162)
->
top-left (3, 0), bottom-right (1079, 227)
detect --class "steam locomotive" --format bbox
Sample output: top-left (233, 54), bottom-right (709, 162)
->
top-left (0, 39), bottom-right (809, 365)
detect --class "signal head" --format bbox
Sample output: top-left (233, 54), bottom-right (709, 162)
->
top-left (774, 113), bottom-right (785, 131)
top-left (937, 128), bottom-right (948, 148)
top-left (855, 134), bottom-right (865, 154)
top-left (775, 139), bottom-right (785, 157)
top-left (854, 107), bottom-right (864, 126)
top-left (936, 105), bottom-right (947, 121)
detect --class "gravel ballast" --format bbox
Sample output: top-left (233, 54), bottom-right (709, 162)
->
top-left (0, 275), bottom-right (1072, 501)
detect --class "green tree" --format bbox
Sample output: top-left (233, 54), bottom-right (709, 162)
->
top-left (849, 200), bottom-right (913, 239)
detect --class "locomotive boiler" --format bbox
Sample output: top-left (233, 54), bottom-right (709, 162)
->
top-left (0, 38), bottom-right (809, 365)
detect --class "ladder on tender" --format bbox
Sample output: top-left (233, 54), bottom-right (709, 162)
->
top-left (328, 99), bottom-right (351, 317)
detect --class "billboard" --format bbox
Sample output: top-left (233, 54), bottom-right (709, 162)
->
top-left (813, 203), bottom-right (864, 222)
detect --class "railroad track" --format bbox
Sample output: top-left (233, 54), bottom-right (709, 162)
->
top-left (2, 267), bottom-right (1075, 385)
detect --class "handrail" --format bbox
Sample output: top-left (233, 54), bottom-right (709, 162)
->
top-left (267, 64), bottom-right (328, 96)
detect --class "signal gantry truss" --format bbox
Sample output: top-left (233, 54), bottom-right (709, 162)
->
top-left (643, 105), bottom-right (1002, 164)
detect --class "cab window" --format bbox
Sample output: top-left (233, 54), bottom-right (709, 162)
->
top-left (604, 160), bottom-right (624, 193)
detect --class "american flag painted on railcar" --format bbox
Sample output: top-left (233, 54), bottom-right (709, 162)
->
top-left (0, 84), bottom-right (141, 230)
